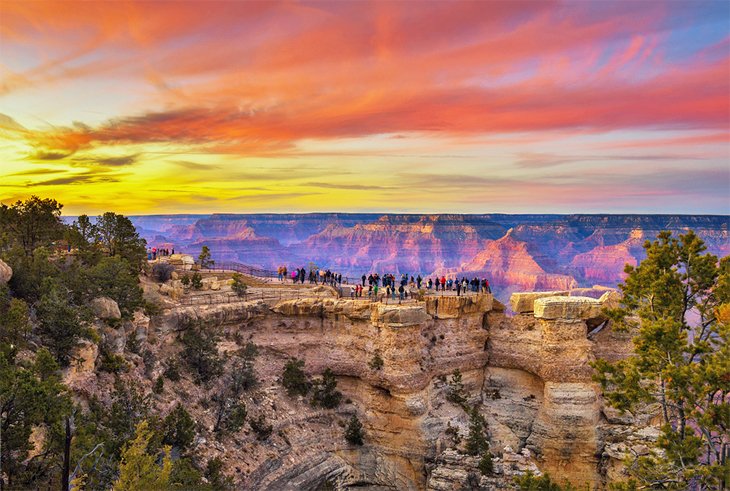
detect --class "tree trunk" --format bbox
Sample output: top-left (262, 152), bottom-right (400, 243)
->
top-left (61, 417), bottom-right (71, 491)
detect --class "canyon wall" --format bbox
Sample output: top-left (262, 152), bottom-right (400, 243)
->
top-left (139, 287), bottom-right (641, 489)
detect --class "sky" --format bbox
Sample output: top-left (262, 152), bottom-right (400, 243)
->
top-left (0, 0), bottom-right (729, 215)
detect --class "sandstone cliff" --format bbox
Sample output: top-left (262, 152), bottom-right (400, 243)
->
top-left (67, 275), bottom-right (654, 490)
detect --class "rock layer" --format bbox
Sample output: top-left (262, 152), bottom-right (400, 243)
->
top-left (150, 290), bottom-right (633, 489)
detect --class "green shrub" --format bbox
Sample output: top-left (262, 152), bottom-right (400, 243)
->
top-left (170, 457), bottom-right (205, 488)
top-left (164, 360), bottom-right (181, 381)
top-left (226, 402), bottom-right (247, 433)
top-left (152, 263), bottom-right (175, 282)
top-left (478, 451), bottom-right (493, 476)
top-left (180, 323), bottom-right (222, 383)
top-left (310, 368), bottom-right (342, 409)
top-left (446, 368), bottom-right (466, 406)
top-left (514, 472), bottom-right (577, 490)
top-left (180, 274), bottom-right (191, 287)
top-left (231, 273), bottom-right (247, 297)
top-left (191, 272), bottom-right (203, 290)
top-left (465, 408), bottom-right (489, 456)
top-left (98, 347), bottom-right (128, 374)
top-left (153, 375), bottom-right (164, 394)
top-left (344, 415), bottom-right (364, 445)
top-left (368, 350), bottom-right (384, 371)
top-left (282, 358), bottom-right (310, 397)
top-left (161, 404), bottom-right (196, 451)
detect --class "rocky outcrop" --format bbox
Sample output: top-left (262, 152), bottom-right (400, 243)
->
top-left (510, 290), bottom-right (569, 313)
top-left (0, 259), bottom-right (13, 285)
top-left (163, 253), bottom-right (195, 270)
top-left (534, 296), bottom-right (602, 320)
top-left (91, 297), bottom-right (121, 319)
top-left (0, 259), bottom-right (12, 284)
top-left (139, 290), bottom-right (633, 489)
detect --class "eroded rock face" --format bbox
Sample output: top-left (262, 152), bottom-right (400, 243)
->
top-left (91, 297), bottom-right (121, 319)
top-left (130, 290), bottom-right (634, 489)
top-left (0, 259), bottom-right (12, 284)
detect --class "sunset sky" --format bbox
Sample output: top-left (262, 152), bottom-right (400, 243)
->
top-left (1, 0), bottom-right (728, 215)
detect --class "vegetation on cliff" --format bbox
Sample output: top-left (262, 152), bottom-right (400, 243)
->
top-left (594, 230), bottom-right (729, 489)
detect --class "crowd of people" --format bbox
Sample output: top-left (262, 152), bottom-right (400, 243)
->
top-left (278, 266), bottom-right (491, 302)
top-left (147, 246), bottom-right (174, 260)
top-left (285, 266), bottom-right (344, 287)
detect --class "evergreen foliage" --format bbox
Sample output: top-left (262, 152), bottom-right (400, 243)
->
top-left (368, 350), bottom-right (384, 371)
top-left (180, 323), bottom-right (222, 383)
top-left (191, 272), bottom-right (203, 289)
top-left (592, 231), bottom-right (729, 488)
top-left (161, 404), bottom-right (196, 451)
top-left (112, 420), bottom-right (172, 491)
top-left (199, 245), bottom-right (214, 269)
top-left (282, 358), bottom-right (310, 397)
top-left (344, 415), bottom-right (364, 445)
top-left (446, 368), bottom-right (467, 406)
top-left (514, 472), bottom-right (577, 490)
top-left (152, 262), bottom-right (175, 282)
top-left (249, 414), bottom-right (273, 441)
top-left (231, 272), bottom-right (247, 297)
top-left (465, 408), bottom-right (489, 457)
top-left (311, 368), bottom-right (342, 409)
top-left (95, 212), bottom-right (147, 271)
top-left (0, 196), bottom-right (64, 255)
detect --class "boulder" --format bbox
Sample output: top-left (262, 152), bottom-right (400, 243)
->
top-left (200, 277), bottom-right (222, 291)
top-left (69, 339), bottom-right (99, 375)
top-left (91, 297), bottom-right (121, 319)
top-left (599, 290), bottom-right (622, 310)
top-left (510, 291), bottom-right (569, 313)
top-left (159, 282), bottom-right (184, 300)
top-left (0, 259), bottom-right (12, 284)
top-left (534, 296), bottom-right (602, 320)
top-left (167, 254), bottom-right (195, 271)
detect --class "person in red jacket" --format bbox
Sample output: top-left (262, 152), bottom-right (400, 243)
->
top-left (440, 276), bottom-right (446, 291)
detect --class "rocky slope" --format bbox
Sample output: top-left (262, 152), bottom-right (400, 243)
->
top-left (64, 269), bottom-right (655, 490)
top-left (128, 214), bottom-right (729, 300)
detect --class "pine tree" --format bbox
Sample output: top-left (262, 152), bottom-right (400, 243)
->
top-left (311, 368), bottom-right (342, 409)
top-left (593, 230), bottom-right (729, 488)
top-left (113, 420), bottom-right (172, 491)
top-left (199, 246), bottom-right (214, 269)
top-left (465, 408), bottom-right (489, 456)
top-left (344, 415), bottom-right (364, 446)
top-left (446, 368), bottom-right (466, 406)
top-left (282, 358), bottom-right (310, 397)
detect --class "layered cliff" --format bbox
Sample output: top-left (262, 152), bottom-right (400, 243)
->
top-left (61, 270), bottom-right (651, 490)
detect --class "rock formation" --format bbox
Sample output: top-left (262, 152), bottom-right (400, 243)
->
top-left (91, 296), bottom-right (121, 319)
top-left (0, 258), bottom-right (12, 284)
top-left (132, 282), bottom-right (638, 489)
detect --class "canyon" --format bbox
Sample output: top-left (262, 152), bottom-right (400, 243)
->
top-left (59, 259), bottom-right (659, 490)
top-left (129, 214), bottom-right (729, 300)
